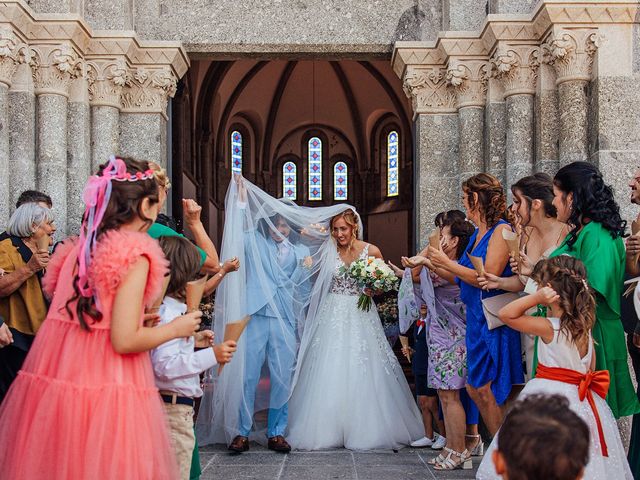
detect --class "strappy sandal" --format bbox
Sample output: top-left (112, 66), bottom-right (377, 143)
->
top-left (433, 447), bottom-right (472, 470)
top-left (466, 434), bottom-right (484, 456)
top-left (427, 452), bottom-right (446, 465)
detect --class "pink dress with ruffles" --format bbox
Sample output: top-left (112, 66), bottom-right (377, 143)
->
top-left (0, 230), bottom-right (178, 480)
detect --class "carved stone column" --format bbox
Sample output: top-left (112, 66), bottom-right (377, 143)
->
top-left (67, 63), bottom-right (90, 235)
top-left (542, 29), bottom-right (598, 166)
top-left (491, 45), bottom-right (540, 189)
top-left (87, 60), bottom-right (128, 171)
top-left (8, 43), bottom-right (36, 213)
top-left (32, 43), bottom-right (79, 235)
top-left (446, 60), bottom-right (489, 183)
top-left (119, 67), bottom-right (177, 169)
top-left (0, 28), bottom-right (19, 227)
top-left (403, 66), bottom-right (458, 248)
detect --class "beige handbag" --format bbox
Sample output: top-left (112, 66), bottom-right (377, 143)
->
top-left (482, 292), bottom-right (522, 330)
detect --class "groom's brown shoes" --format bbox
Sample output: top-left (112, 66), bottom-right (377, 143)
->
top-left (268, 435), bottom-right (291, 453)
top-left (228, 435), bottom-right (249, 454)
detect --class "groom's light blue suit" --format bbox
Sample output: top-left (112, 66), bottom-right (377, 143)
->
top-left (239, 232), bottom-right (310, 438)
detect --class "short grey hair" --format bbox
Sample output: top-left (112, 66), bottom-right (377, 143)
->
top-left (6, 203), bottom-right (54, 238)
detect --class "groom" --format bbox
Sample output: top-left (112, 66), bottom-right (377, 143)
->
top-left (229, 212), bottom-right (311, 454)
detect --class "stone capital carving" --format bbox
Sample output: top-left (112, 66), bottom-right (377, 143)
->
top-left (541, 30), bottom-right (599, 85)
top-left (445, 60), bottom-right (490, 109)
top-left (31, 43), bottom-right (81, 97)
top-left (490, 45), bottom-right (540, 98)
top-left (120, 66), bottom-right (177, 118)
top-left (0, 27), bottom-right (19, 87)
top-left (402, 66), bottom-right (457, 116)
top-left (87, 59), bottom-right (130, 109)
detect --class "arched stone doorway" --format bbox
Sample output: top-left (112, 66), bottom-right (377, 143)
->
top-left (172, 59), bottom-right (414, 264)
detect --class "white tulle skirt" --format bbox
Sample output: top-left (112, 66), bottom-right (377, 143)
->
top-left (287, 292), bottom-right (425, 451)
top-left (477, 378), bottom-right (633, 480)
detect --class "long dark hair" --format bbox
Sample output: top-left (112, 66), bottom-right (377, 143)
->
top-left (511, 173), bottom-right (557, 220)
top-left (67, 157), bottom-right (160, 330)
top-left (553, 161), bottom-right (626, 248)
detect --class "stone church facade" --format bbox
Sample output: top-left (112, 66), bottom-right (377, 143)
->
top-left (0, 0), bottom-right (638, 257)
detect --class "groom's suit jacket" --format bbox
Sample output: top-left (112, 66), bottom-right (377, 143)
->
top-left (245, 233), bottom-right (311, 328)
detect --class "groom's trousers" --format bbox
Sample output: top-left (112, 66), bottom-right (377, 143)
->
top-left (239, 312), bottom-right (296, 438)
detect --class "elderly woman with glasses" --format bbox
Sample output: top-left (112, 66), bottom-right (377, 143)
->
top-left (0, 203), bottom-right (55, 402)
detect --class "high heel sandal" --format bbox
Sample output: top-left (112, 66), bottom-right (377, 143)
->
top-left (433, 447), bottom-right (472, 470)
top-left (427, 452), bottom-right (446, 465)
top-left (465, 434), bottom-right (484, 456)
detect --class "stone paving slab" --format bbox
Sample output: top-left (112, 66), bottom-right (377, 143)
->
top-left (199, 444), bottom-right (479, 480)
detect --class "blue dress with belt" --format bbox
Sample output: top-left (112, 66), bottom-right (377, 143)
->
top-left (456, 221), bottom-right (524, 405)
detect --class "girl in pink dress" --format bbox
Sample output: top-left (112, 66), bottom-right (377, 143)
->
top-left (0, 156), bottom-right (202, 479)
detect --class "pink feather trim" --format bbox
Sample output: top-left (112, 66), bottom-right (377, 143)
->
top-left (89, 230), bottom-right (169, 307)
top-left (42, 237), bottom-right (79, 299)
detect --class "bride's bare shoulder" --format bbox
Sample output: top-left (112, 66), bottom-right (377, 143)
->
top-left (366, 243), bottom-right (383, 259)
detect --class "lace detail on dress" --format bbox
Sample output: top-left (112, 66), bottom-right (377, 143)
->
top-left (329, 244), bottom-right (369, 295)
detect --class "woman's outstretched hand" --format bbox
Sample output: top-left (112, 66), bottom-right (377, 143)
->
top-left (387, 261), bottom-right (404, 278)
top-left (477, 272), bottom-right (502, 291)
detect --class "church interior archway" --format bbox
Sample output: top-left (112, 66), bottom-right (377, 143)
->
top-left (172, 59), bottom-right (414, 263)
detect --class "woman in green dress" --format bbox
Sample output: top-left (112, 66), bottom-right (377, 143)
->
top-left (550, 161), bottom-right (639, 419)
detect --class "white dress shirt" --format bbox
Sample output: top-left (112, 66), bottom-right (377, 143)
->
top-left (150, 296), bottom-right (217, 398)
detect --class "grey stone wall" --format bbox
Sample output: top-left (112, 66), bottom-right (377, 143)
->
top-left (26, 0), bottom-right (518, 52)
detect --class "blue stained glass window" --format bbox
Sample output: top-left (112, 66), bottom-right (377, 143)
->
top-left (387, 131), bottom-right (399, 197)
top-left (283, 161), bottom-right (297, 200)
top-left (308, 137), bottom-right (322, 201)
top-left (334, 162), bottom-right (348, 201)
top-left (231, 130), bottom-right (242, 174)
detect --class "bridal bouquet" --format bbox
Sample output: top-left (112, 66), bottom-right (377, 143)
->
top-left (343, 256), bottom-right (399, 312)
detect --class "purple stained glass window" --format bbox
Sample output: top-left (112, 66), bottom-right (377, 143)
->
top-left (308, 137), bottom-right (322, 201)
top-left (387, 131), bottom-right (399, 197)
top-left (283, 161), bottom-right (297, 200)
top-left (231, 130), bottom-right (242, 174)
top-left (334, 161), bottom-right (348, 201)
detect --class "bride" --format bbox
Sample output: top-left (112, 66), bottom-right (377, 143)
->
top-left (287, 209), bottom-right (424, 450)
top-left (195, 178), bottom-right (423, 451)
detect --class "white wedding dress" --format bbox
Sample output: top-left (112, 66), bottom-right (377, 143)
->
top-left (287, 244), bottom-right (425, 450)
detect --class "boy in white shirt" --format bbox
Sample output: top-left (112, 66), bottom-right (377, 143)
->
top-left (151, 236), bottom-right (237, 480)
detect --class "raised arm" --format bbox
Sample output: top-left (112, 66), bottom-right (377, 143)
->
top-left (497, 287), bottom-right (556, 343)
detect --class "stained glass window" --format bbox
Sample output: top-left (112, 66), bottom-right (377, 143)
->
top-left (231, 130), bottom-right (242, 174)
top-left (387, 131), bottom-right (399, 197)
top-left (283, 161), bottom-right (297, 200)
top-left (308, 137), bottom-right (322, 201)
top-left (334, 162), bottom-right (348, 201)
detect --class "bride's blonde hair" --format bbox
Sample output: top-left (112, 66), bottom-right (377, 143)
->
top-left (330, 209), bottom-right (360, 250)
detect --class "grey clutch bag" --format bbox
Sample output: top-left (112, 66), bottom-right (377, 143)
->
top-left (482, 292), bottom-right (521, 330)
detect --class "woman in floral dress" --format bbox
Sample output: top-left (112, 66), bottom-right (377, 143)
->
top-left (403, 216), bottom-right (483, 470)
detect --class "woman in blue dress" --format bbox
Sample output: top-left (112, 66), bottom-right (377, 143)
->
top-left (427, 173), bottom-right (524, 436)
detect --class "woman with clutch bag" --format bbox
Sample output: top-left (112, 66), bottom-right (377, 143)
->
top-left (477, 173), bottom-right (568, 379)
top-left (425, 174), bottom-right (524, 436)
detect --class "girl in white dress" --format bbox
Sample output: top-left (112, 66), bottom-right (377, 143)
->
top-left (477, 255), bottom-right (633, 479)
top-left (287, 209), bottom-right (424, 450)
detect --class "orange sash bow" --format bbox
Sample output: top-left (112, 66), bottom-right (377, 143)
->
top-left (536, 363), bottom-right (610, 457)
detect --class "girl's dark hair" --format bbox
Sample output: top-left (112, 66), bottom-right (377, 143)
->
top-left (447, 218), bottom-right (476, 259)
top-left (462, 173), bottom-right (508, 228)
top-left (434, 209), bottom-right (466, 229)
top-left (511, 173), bottom-right (557, 220)
top-left (159, 236), bottom-right (202, 300)
top-left (554, 161), bottom-right (626, 247)
top-left (498, 394), bottom-right (589, 480)
top-left (67, 157), bottom-right (160, 330)
top-left (530, 256), bottom-right (595, 352)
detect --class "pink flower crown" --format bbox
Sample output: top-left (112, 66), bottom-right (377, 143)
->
top-left (112, 169), bottom-right (155, 182)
